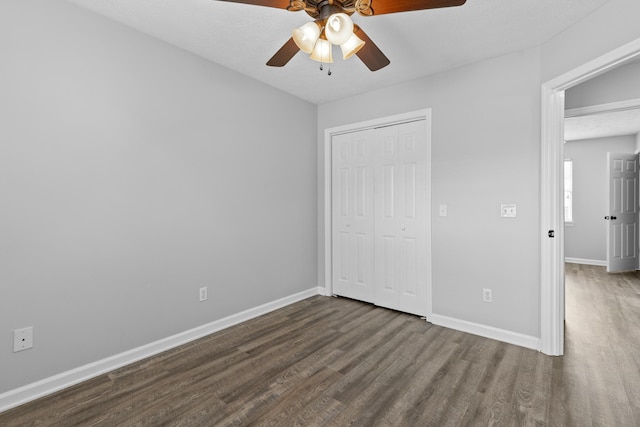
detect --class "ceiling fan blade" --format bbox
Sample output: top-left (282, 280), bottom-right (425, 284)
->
top-left (215, 0), bottom-right (292, 10)
top-left (353, 26), bottom-right (390, 71)
top-left (362, 0), bottom-right (466, 16)
top-left (266, 38), bottom-right (300, 67)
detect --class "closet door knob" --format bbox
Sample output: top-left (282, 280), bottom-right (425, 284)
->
top-left (401, 225), bottom-right (406, 231)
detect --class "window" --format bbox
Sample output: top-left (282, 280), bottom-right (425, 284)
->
top-left (564, 159), bottom-right (573, 224)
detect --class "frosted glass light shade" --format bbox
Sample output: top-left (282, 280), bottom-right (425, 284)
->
top-left (292, 22), bottom-right (321, 54)
top-left (325, 13), bottom-right (353, 45)
top-left (340, 33), bottom-right (365, 59)
top-left (310, 38), bottom-right (333, 63)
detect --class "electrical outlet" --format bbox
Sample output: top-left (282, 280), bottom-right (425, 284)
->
top-left (482, 289), bottom-right (492, 303)
top-left (14, 327), bottom-right (33, 352)
top-left (199, 287), bottom-right (208, 302)
top-left (501, 204), bottom-right (517, 218)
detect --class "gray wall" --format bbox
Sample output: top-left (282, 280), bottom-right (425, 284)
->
top-left (564, 136), bottom-right (637, 262)
top-left (318, 48), bottom-right (543, 337)
top-left (0, 0), bottom-right (317, 393)
top-left (540, 0), bottom-right (640, 82)
top-left (566, 61), bottom-right (640, 109)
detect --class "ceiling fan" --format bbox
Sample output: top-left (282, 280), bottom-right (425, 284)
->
top-left (217, 0), bottom-right (467, 71)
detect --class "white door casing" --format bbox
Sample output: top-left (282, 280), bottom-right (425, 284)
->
top-left (540, 37), bottom-right (640, 356)
top-left (606, 153), bottom-right (639, 273)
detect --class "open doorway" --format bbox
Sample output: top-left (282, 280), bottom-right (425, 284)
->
top-left (563, 88), bottom-right (640, 269)
top-left (540, 40), bottom-right (640, 356)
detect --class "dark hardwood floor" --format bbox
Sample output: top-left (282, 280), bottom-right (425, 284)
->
top-left (1, 263), bottom-right (639, 426)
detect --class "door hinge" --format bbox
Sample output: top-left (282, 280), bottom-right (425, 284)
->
top-left (548, 230), bottom-right (555, 238)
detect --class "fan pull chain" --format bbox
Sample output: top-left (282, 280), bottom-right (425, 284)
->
top-left (314, 38), bottom-right (332, 75)
top-left (321, 44), bottom-right (331, 76)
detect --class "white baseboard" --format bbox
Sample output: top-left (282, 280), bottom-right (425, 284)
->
top-left (565, 257), bottom-right (606, 266)
top-left (316, 286), bottom-right (329, 296)
top-left (0, 287), bottom-right (321, 414)
top-left (429, 314), bottom-right (540, 351)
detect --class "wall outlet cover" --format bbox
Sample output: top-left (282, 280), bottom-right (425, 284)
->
top-left (14, 327), bottom-right (33, 352)
top-left (501, 204), bottom-right (517, 218)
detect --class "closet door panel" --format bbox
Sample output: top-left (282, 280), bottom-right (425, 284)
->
top-left (374, 121), bottom-right (428, 316)
top-left (332, 130), bottom-right (375, 303)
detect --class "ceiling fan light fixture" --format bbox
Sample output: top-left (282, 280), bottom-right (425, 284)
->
top-left (292, 21), bottom-right (321, 54)
top-left (340, 33), bottom-right (365, 59)
top-left (309, 37), bottom-right (333, 63)
top-left (324, 13), bottom-right (354, 45)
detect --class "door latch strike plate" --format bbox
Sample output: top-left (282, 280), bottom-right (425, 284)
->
top-left (548, 230), bottom-right (555, 238)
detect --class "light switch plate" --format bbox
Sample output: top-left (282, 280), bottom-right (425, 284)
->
top-left (439, 204), bottom-right (447, 217)
top-left (501, 204), bottom-right (517, 218)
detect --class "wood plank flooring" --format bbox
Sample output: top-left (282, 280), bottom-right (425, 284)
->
top-left (1, 263), bottom-right (639, 426)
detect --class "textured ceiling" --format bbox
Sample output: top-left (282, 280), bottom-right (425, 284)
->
top-left (565, 110), bottom-right (640, 142)
top-left (66, 0), bottom-right (612, 104)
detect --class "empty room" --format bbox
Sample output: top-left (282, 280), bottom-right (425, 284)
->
top-left (2, 0), bottom-right (640, 425)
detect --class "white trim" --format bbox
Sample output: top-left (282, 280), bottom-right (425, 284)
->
top-left (540, 85), bottom-right (566, 356)
top-left (541, 36), bottom-right (640, 356)
top-left (323, 111), bottom-right (430, 136)
top-left (565, 257), bottom-right (607, 266)
top-left (0, 287), bottom-right (321, 414)
top-left (565, 98), bottom-right (640, 118)
top-left (315, 285), bottom-right (329, 296)
top-left (430, 314), bottom-right (540, 351)
top-left (323, 109), bottom-right (433, 320)
top-left (323, 129), bottom-right (332, 297)
top-left (544, 40), bottom-right (640, 92)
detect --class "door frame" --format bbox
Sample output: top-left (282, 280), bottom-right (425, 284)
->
top-left (565, 98), bottom-right (640, 120)
top-left (540, 38), bottom-right (640, 356)
top-left (323, 109), bottom-right (433, 319)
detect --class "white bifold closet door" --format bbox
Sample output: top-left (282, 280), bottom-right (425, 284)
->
top-left (332, 128), bottom-right (376, 304)
top-left (331, 120), bottom-right (428, 316)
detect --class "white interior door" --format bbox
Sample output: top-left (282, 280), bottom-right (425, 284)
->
top-left (331, 119), bottom-right (429, 316)
top-left (331, 130), bottom-right (376, 303)
top-left (606, 152), bottom-right (639, 273)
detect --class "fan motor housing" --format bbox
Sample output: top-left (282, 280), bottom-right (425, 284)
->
top-left (299, 0), bottom-right (357, 18)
